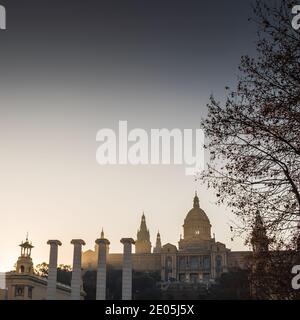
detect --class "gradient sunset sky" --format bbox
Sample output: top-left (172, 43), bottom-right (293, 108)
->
top-left (0, 0), bottom-right (259, 271)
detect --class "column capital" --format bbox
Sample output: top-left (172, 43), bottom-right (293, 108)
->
top-left (71, 239), bottom-right (86, 246)
top-left (47, 240), bottom-right (62, 246)
top-left (120, 238), bottom-right (135, 245)
top-left (95, 238), bottom-right (110, 245)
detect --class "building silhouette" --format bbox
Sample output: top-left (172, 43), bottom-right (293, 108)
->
top-left (82, 193), bottom-right (250, 283)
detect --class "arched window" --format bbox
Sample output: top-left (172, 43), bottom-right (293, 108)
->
top-left (15, 286), bottom-right (24, 297)
top-left (20, 265), bottom-right (25, 273)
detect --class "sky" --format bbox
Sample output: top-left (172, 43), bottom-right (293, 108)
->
top-left (0, 0), bottom-right (260, 271)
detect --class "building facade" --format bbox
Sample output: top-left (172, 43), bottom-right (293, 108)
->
top-left (1, 237), bottom-right (84, 300)
top-left (82, 193), bottom-right (250, 283)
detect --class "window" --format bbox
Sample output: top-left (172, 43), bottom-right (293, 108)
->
top-left (216, 255), bottom-right (222, 274)
top-left (190, 256), bottom-right (198, 269)
top-left (179, 273), bottom-right (185, 282)
top-left (20, 265), bottom-right (25, 273)
top-left (166, 257), bottom-right (172, 269)
top-left (15, 285), bottom-right (24, 297)
top-left (179, 257), bottom-right (186, 269)
top-left (190, 273), bottom-right (198, 283)
top-left (28, 286), bottom-right (33, 299)
top-left (199, 256), bottom-right (203, 268)
top-left (203, 256), bottom-right (211, 270)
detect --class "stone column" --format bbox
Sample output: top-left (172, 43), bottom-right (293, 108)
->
top-left (211, 252), bottom-right (216, 279)
top-left (70, 239), bottom-right (85, 300)
top-left (95, 238), bottom-right (110, 300)
top-left (161, 254), bottom-right (166, 282)
top-left (172, 255), bottom-right (177, 280)
top-left (223, 252), bottom-right (228, 273)
top-left (120, 238), bottom-right (135, 300)
top-left (46, 240), bottom-right (62, 300)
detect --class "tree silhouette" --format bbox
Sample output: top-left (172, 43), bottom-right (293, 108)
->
top-left (201, 0), bottom-right (300, 246)
top-left (35, 262), bottom-right (72, 286)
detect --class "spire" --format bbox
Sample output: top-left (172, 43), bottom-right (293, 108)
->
top-left (251, 211), bottom-right (269, 252)
top-left (193, 191), bottom-right (200, 208)
top-left (136, 213), bottom-right (152, 254)
top-left (101, 228), bottom-right (104, 239)
top-left (137, 213), bottom-right (150, 241)
top-left (254, 211), bottom-right (264, 228)
top-left (156, 230), bottom-right (161, 242)
top-left (153, 230), bottom-right (162, 253)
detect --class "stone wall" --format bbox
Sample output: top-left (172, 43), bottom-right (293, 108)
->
top-left (83, 251), bottom-right (161, 272)
top-left (227, 251), bottom-right (250, 270)
top-left (5, 273), bottom-right (76, 300)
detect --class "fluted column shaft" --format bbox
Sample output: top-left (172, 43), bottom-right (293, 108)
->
top-left (71, 239), bottom-right (85, 300)
top-left (46, 240), bottom-right (62, 300)
top-left (121, 238), bottom-right (135, 300)
top-left (96, 238), bottom-right (110, 300)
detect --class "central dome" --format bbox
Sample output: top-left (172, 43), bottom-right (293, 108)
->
top-left (183, 193), bottom-right (212, 240)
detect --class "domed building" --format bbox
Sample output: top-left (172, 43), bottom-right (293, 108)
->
top-left (180, 192), bottom-right (212, 246)
top-left (160, 192), bottom-right (232, 282)
top-left (82, 193), bottom-right (249, 283)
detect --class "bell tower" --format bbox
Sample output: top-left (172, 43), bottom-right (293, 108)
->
top-left (135, 213), bottom-right (152, 254)
top-left (16, 235), bottom-right (34, 274)
top-left (153, 231), bottom-right (162, 253)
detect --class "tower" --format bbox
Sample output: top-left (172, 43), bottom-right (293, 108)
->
top-left (16, 235), bottom-right (34, 274)
top-left (249, 212), bottom-right (270, 299)
top-left (135, 213), bottom-right (151, 254)
top-left (153, 231), bottom-right (162, 253)
top-left (250, 212), bottom-right (269, 253)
